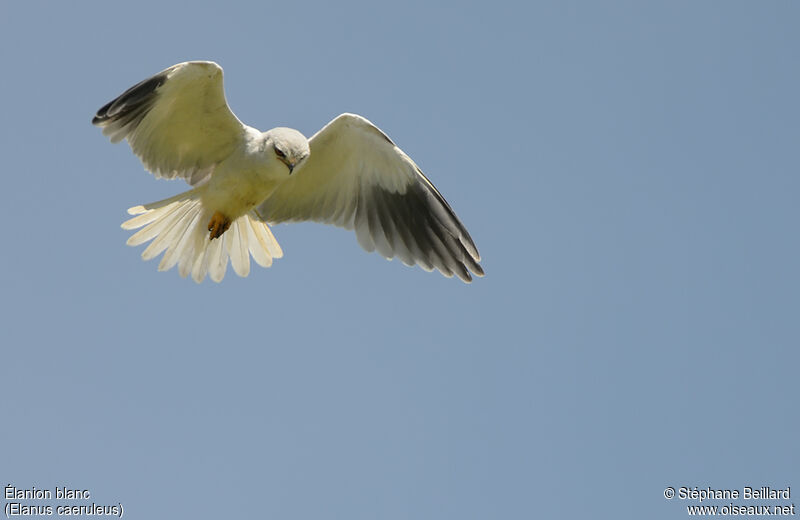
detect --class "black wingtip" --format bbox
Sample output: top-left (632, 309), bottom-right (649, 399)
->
top-left (92, 72), bottom-right (169, 127)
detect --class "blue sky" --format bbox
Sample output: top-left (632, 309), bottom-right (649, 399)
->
top-left (1, 1), bottom-right (797, 518)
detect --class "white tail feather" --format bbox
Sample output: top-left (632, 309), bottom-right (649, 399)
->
top-left (121, 189), bottom-right (282, 283)
top-left (206, 233), bottom-right (227, 283)
top-left (245, 218), bottom-right (272, 268)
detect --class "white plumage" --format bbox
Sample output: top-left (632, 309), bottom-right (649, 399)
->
top-left (93, 61), bottom-right (483, 282)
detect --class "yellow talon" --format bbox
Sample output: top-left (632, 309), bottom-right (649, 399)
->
top-left (207, 211), bottom-right (231, 240)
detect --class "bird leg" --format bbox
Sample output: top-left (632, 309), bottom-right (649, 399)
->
top-left (207, 211), bottom-right (231, 240)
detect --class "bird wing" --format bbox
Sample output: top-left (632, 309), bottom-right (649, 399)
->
top-left (92, 61), bottom-right (246, 185)
top-left (256, 113), bottom-right (483, 282)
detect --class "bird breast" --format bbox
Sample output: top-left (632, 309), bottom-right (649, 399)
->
top-left (200, 144), bottom-right (285, 220)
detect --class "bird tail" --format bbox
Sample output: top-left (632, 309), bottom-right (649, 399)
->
top-left (121, 189), bottom-right (283, 283)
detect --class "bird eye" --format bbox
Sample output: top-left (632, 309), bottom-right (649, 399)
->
top-left (274, 146), bottom-right (286, 159)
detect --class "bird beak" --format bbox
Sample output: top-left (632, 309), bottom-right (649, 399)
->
top-left (280, 157), bottom-right (296, 174)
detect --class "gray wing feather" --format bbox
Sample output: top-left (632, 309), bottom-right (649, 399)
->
top-left (258, 113), bottom-right (483, 282)
top-left (92, 72), bottom-right (169, 143)
top-left (92, 61), bottom-right (245, 186)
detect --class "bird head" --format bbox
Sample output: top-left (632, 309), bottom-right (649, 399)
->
top-left (264, 127), bottom-right (310, 174)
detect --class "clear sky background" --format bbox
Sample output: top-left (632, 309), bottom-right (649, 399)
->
top-left (1, 1), bottom-right (797, 518)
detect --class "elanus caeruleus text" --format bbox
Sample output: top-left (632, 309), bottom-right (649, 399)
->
top-left (93, 61), bottom-right (483, 283)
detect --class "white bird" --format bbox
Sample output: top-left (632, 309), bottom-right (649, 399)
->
top-left (93, 61), bottom-right (483, 283)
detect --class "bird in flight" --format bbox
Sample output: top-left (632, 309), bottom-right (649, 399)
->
top-left (93, 61), bottom-right (483, 283)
